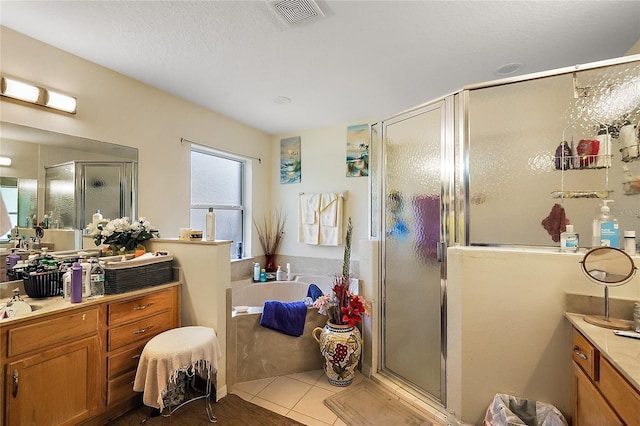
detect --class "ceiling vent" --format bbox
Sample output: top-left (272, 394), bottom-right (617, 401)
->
top-left (267, 0), bottom-right (324, 26)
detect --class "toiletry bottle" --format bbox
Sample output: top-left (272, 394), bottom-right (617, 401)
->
top-left (253, 262), bottom-right (261, 282)
top-left (236, 242), bottom-right (243, 259)
top-left (92, 209), bottom-right (103, 225)
top-left (63, 269), bottom-right (72, 299)
top-left (259, 268), bottom-right (267, 282)
top-left (596, 125), bottom-right (611, 168)
top-left (71, 262), bottom-right (83, 303)
top-left (596, 200), bottom-right (619, 248)
top-left (43, 213), bottom-right (49, 229)
top-left (276, 265), bottom-right (283, 281)
top-left (89, 259), bottom-right (105, 298)
top-left (286, 263), bottom-right (292, 281)
top-left (81, 257), bottom-right (92, 297)
top-left (623, 230), bottom-right (637, 255)
top-left (633, 302), bottom-right (640, 333)
top-left (570, 137), bottom-right (579, 169)
top-left (560, 225), bottom-right (579, 253)
top-left (205, 208), bottom-right (216, 241)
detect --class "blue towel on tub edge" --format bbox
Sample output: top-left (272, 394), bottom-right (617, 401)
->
top-left (260, 301), bottom-right (307, 337)
top-left (306, 284), bottom-right (323, 302)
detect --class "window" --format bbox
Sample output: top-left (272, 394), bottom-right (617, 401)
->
top-left (190, 146), bottom-right (245, 257)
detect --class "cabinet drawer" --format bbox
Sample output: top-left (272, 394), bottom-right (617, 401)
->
top-left (7, 308), bottom-right (99, 358)
top-left (599, 356), bottom-right (640, 425)
top-left (108, 311), bottom-right (171, 351)
top-left (108, 291), bottom-right (172, 326)
top-left (572, 330), bottom-right (598, 381)
top-left (108, 343), bottom-right (146, 379)
top-left (107, 370), bottom-right (138, 406)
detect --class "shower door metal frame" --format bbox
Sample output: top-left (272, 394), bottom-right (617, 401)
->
top-left (373, 94), bottom-right (455, 406)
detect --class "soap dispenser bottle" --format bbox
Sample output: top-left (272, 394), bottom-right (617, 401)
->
top-left (594, 200), bottom-right (619, 248)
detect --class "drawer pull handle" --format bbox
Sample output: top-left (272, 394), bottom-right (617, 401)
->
top-left (133, 325), bottom-right (154, 335)
top-left (573, 346), bottom-right (588, 360)
top-left (133, 303), bottom-right (153, 311)
top-left (12, 370), bottom-right (18, 398)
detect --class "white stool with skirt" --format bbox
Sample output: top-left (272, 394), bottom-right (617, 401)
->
top-left (133, 326), bottom-right (221, 423)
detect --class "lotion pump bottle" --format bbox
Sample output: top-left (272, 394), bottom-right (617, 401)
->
top-left (596, 200), bottom-right (619, 248)
top-left (560, 225), bottom-right (579, 253)
top-left (205, 208), bottom-right (216, 241)
top-left (276, 265), bottom-right (283, 281)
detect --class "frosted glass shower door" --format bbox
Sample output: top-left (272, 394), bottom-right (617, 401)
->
top-left (380, 99), bottom-right (449, 403)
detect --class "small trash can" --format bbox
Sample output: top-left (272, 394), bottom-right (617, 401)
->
top-left (483, 393), bottom-right (568, 426)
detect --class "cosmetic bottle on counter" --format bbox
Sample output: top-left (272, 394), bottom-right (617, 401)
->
top-left (71, 262), bottom-right (83, 303)
top-left (276, 265), bottom-right (283, 281)
top-left (259, 269), bottom-right (267, 282)
top-left (286, 263), bottom-right (292, 281)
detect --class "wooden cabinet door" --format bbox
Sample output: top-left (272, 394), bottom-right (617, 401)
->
top-left (574, 363), bottom-right (623, 426)
top-left (5, 336), bottom-right (100, 426)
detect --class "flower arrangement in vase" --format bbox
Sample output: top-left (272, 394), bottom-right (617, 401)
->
top-left (87, 216), bottom-right (157, 255)
top-left (312, 217), bottom-right (370, 386)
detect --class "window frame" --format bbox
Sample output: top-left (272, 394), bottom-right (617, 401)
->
top-left (190, 144), bottom-right (248, 257)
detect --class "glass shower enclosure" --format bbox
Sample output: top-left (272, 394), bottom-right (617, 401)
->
top-left (45, 161), bottom-right (137, 230)
top-left (371, 96), bottom-right (455, 405)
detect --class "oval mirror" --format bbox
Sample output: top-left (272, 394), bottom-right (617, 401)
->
top-left (580, 247), bottom-right (637, 330)
top-left (581, 247), bottom-right (637, 286)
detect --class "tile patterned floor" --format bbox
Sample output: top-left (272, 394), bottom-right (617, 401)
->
top-left (231, 369), bottom-right (365, 425)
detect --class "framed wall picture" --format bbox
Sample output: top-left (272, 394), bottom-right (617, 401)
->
top-left (346, 124), bottom-right (369, 177)
top-left (280, 136), bottom-right (301, 184)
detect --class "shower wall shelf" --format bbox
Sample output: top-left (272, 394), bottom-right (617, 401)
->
top-left (551, 190), bottom-right (613, 199)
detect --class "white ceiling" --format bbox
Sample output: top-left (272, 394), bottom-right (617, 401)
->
top-left (1, 1), bottom-right (639, 135)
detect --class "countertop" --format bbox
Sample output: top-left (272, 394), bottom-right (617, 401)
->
top-left (566, 312), bottom-right (640, 391)
top-left (0, 281), bottom-right (181, 326)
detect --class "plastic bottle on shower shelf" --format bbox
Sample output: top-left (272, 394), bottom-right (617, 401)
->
top-left (594, 200), bottom-right (619, 248)
top-left (276, 265), bottom-right (283, 281)
top-left (205, 208), bottom-right (215, 241)
top-left (286, 263), bottom-right (292, 281)
top-left (560, 225), bottom-right (579, 253)
top-left (259, 269), bottom-right (267, 282)
top-left (253, 262), bottom-right (261, 282)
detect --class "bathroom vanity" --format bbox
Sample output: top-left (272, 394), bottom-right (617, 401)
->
top-left (567, 313), bottom-right (640, 425)
top-left (0, 281), bottom-right (180, 425)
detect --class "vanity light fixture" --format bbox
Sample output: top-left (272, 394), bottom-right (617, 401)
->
top-left (0, 156), bottom-right (12, 167)
top-left (1, 76), bottom-right (77, 114)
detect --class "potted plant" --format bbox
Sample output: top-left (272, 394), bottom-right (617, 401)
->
top-left (254, 210), bottom-right (286, 272)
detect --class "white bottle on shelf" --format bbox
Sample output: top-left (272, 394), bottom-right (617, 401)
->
top-left (205, 208), bottom-right (216, 241)
top-left (560, 225), bottom-right (579, 253)
top-left (92, 209), bottom-right (103, 225)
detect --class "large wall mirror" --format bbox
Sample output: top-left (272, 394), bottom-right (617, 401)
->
top-left (0, 122), bottom-right (138, 241)
top-left (467, 57), bottom-right (640, 247)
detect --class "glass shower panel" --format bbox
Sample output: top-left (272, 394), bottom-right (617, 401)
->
top-left (383, 104), bottom-right (443, 402)
top-left (467, 60), bottom-right (640, 247)
top-left (83, 164), bottom-right (123, 226)
top-left (45, 162), bottom-right (75, 229)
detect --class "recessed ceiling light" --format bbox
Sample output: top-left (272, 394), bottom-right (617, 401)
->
top-left (495, 62), bottom-right (523, 76)
top-left (274, 96), bottom-right (291, 104)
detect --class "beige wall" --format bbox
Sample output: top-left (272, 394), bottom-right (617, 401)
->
top-left (0, 26), bottom-right (272, 254)
top-left (271, 123), bottom-right (371, 262)
top-left (447, 246), bottom-right (640, 424)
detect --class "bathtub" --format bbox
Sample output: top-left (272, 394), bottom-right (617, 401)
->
top-left (226, 275), bottom-right (360, 386)
top-left (231, 275), bottom-right (359, 309)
